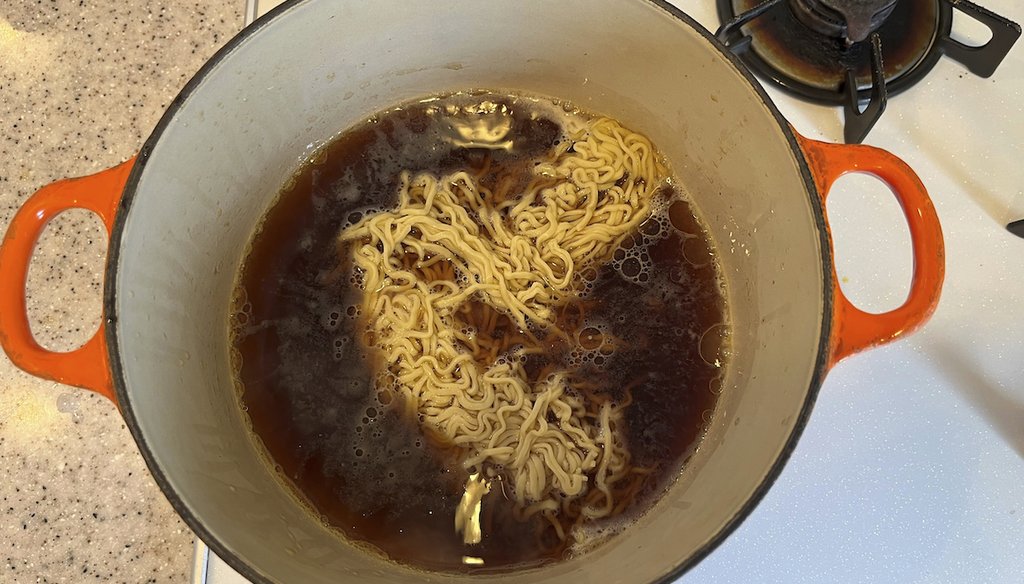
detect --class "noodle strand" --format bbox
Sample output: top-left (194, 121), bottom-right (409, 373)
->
top-left (340, 116), bottom-right (668, 542)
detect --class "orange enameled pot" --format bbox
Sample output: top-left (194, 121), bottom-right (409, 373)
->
top-left (0, 1), bottom-right (943, 582)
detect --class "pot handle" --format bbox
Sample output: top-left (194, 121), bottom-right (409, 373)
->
top-left (0, 159), bottom-right (134, 403)
top-left (796, 134), bottom-right (944, 367)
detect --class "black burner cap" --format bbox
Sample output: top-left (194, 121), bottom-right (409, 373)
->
top-left (791, 0), bottom-right (900, 43)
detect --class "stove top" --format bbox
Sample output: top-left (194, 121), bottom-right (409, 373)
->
top-left (195, 0), bottom-right (1024, 582)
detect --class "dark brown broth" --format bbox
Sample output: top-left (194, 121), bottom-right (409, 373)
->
top-left (232, 93), bottom-right (727, 573)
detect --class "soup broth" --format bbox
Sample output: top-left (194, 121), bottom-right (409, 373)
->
top-left (231, 92), bottom-right (729, 573)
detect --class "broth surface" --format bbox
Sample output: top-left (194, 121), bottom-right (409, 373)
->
top-left (232, 92), bottom-right (728, 572)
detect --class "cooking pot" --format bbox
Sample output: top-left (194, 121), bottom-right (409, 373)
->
top-left (0, 0), bottom-right (944, 582)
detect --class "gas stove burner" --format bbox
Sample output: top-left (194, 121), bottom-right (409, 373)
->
top-left (716, 0), bottom-right (1021, 143)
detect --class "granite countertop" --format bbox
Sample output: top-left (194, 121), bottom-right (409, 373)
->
top-left (1, 2), bottom-right (242, 581)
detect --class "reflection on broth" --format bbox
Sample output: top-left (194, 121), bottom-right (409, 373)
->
top-left (231, 91), bottom-right (729, 573)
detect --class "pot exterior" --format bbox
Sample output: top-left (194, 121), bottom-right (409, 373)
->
top-left (107, 1), bottom-right (830, 582)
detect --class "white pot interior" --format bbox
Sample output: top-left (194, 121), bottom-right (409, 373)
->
top-left (111, 0), bottom-right (828, 582)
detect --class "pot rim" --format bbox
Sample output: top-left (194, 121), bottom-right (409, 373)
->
top-left (103, 1), bottom-right (834, 582)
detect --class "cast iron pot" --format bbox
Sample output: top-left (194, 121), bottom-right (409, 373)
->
top-left (0, 1), bottom-right (944, 582)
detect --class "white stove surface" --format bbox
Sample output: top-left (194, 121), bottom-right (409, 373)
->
top-left (196, 0), bottom-right (1024, 581)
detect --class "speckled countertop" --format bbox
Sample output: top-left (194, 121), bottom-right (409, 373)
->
top-left (1, 2), bottom-right (242, 581)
